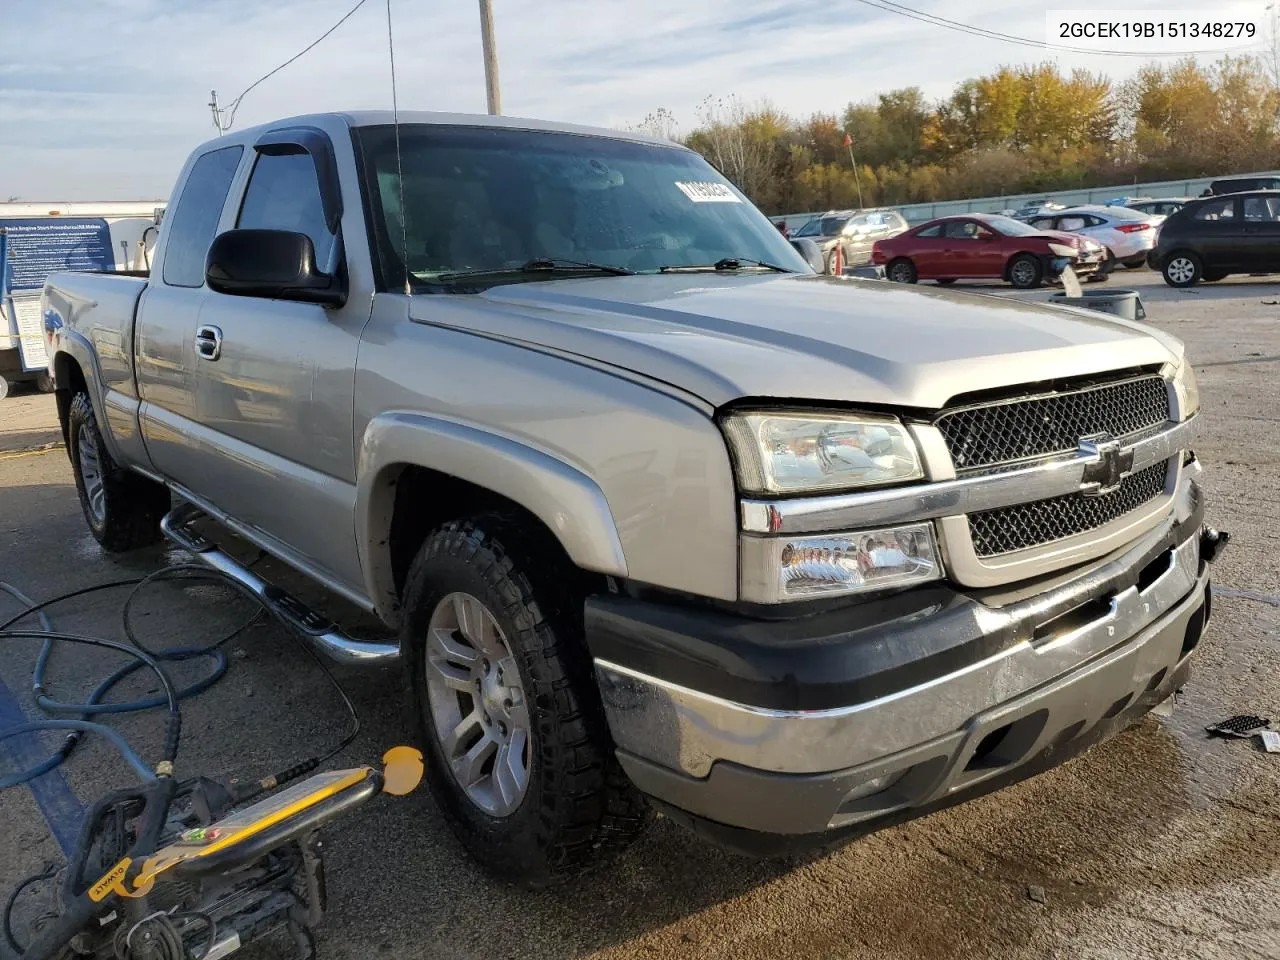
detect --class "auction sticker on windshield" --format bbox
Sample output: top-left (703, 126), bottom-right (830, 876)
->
top-left (675, 181), bottom-right (741, 203)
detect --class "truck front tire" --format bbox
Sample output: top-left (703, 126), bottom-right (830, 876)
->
top-left (68, 392), bottom-right (169, 551)
top-left (401, 517), bottom-right (648, 886)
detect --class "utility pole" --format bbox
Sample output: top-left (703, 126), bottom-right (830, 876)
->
top-left (209, 90), bottom-right (225, 133)
top-left (478, 0), bottom-right (501, 115)
top-left (844, 131), bottom-right (864, 209)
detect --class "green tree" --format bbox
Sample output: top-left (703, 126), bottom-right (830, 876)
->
top-left (842, 87), bottom-right (929, 168)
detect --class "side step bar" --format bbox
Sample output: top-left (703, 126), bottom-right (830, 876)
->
top-left (160, 505), bottom-right (400, 666)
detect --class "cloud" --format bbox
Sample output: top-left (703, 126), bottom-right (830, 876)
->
top-left (0, 0), bottom-right (1254, 199)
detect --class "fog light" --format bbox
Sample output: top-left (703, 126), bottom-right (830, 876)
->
top-left (740, 523), bottom-right (941, 603)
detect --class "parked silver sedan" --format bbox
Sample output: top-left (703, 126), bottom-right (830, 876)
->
top-left (1027, 204), bottom-right (1163, 268)
top-left (1127, 198), bottom-right (1192, 218)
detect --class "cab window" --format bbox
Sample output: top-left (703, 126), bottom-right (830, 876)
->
top-left (237, 150), bottom-right (337, 267)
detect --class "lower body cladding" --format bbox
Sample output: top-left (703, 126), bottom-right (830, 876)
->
top-left (587, 493), bottom-right (1217, 855)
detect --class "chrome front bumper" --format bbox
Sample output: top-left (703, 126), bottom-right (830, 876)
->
top-left (596, 522), bottom-right (1209, 836)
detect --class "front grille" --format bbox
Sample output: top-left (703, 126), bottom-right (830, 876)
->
top-left (968, 459), bottom-right (1171, 557)
top-left (937, 375), bottom-right (1170, 470)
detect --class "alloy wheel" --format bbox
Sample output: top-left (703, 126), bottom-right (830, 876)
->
top-left (1011, 260), bottom-right (1037, 287)
top-left (424, 592), bottom-right (532, 816)
top-left (77, 427), bottom-right (107, 525)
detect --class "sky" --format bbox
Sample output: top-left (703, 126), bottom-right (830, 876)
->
top-left (1, 0), bottom-right (1270, 200)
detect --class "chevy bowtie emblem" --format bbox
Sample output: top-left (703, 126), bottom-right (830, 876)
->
top-left (1078, 434), bottom-right (1133, 496)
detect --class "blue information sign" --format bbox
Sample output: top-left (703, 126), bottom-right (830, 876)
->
top-left (0, 217), bottom-right (114, 292)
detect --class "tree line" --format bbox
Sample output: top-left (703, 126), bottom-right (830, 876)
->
top-left (634, 55), bottom-right (1280, 215)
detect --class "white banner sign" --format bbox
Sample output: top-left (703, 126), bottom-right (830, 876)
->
top-left (12, 296), bottom-right (49, 371)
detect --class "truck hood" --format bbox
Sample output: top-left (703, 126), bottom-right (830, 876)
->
top-left (409, 274), bottom-right (1181, 410)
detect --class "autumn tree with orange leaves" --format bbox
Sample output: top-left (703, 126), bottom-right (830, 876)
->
top-left (644, 55), bottom-right (1280, 214)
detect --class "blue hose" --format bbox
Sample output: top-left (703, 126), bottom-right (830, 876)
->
top-left (0, 573), bottom-right (243, 790)
top-left (0, 721), bottom-right (155, 785)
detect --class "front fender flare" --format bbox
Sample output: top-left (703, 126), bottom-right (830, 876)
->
top-left (356, 412), bottom-right (629, 624)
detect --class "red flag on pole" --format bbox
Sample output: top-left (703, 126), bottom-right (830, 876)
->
top-left (843, 133), bottom-right (852, 147)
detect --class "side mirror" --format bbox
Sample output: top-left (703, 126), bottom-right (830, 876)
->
top-left (206, 229), bottom-right (346, 307)
top-left (790, 237), bottom-right (825, 273)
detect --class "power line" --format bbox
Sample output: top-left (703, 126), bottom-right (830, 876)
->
top-left (849, 0), bottom-right (1263, 58)
top-left (213, 0), bottom-right (373, 132)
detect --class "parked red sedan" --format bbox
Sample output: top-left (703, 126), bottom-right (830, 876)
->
top-left (871, 213), bottom-right (1107, 288)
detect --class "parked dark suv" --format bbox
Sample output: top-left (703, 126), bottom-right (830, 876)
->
top-left (1206, 176), bottom-right (1280, 195)
top-left (1151, 191), bottom-right (1280, 286)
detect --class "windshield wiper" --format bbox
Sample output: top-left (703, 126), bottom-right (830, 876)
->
top-left (660, 257), bottom-right (791, 273)
top-left (436, 257), bottom-right (634, 282)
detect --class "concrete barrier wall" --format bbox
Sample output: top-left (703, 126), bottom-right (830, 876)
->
top-left (775, 169), bottom-right (1280, 229)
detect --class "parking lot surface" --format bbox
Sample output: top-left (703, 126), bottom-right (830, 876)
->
top-left (1, 270), bottom-right (1278, 960)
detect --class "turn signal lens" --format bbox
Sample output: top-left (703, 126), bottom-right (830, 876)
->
top-left (741, 523), bottom-right (942, 603)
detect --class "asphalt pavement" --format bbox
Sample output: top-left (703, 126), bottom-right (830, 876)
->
top-left (0, 269), bottom-right (1278, 960)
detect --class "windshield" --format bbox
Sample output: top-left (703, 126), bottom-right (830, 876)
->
top-left (978, 215), bottom-right (1043, 237)
top-left (793, 218), bottom-right (822, 237)
top-left (356, 124), bottom-right (808, 288)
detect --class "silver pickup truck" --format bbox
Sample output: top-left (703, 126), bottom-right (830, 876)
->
top-left (43, 111), bottom-right (1222, 884)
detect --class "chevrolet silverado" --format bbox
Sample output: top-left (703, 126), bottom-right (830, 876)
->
top-left (42, 111), bottom-right (1221, 884)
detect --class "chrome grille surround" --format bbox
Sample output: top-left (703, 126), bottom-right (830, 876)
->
top-left (967, 459), bottom-right (1172, 557)
top-left (929, 371), bottom-right (1180, 567)
top-left (936, 374), bottom-right (1171, 472)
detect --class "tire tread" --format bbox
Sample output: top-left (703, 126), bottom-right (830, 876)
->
top-left (68, 392), bottom-right (168, 552)
top-left (402, 517), bottom-right (648, 886)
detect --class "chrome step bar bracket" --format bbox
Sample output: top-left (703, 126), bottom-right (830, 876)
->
top-left (160, 507), bottom-right (400, 666)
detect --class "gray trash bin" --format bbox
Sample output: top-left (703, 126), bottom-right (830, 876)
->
top-left (1050, 289), bottom-right (1146, 322)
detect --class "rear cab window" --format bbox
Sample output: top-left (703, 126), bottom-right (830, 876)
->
top-left (162, 146), bottom-right (243, 287)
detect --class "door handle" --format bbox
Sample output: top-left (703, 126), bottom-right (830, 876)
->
top-left (195, 324), bottom-right (223, 361)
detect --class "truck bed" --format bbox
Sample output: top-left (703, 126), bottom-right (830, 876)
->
top-left (42, 270), bottom-right (148, 393)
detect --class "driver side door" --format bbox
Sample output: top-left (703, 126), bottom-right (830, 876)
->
top-left (188, 127), bottom-right (371, 596)
top-left (940, 220), bottom-right (1002, 277)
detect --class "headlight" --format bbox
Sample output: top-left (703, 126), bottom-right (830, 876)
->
top-left (1173, 356), bottom-right (1200, 419)
top-left (1048, 243), bottom-right (1077, 258)
top-left (722, 411), bottom-right (924, 494)
top-left (741, 523), bottom-right (941, 602)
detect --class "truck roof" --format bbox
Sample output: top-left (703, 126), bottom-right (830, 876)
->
top-left (191, 110), bottom-right (684, 156)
